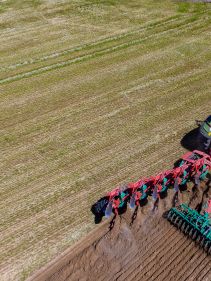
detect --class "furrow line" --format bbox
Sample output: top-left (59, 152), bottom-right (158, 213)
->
top-left (195, 260), bottom-right (211, 281)
top-left (130, 231), bottom-right (186, 281)
top-left (139, 233), bottom-right (190, 281)
top-left (154, 241), bottom-right (200, 281)
top-left (116, 225), bottom-right (177, 281)
top-left (105, 220), bottom-right (172, 281)
top-left (201, 266), bottom-right (211, 281)
top-left (179, 252), bottom-right (208, 281)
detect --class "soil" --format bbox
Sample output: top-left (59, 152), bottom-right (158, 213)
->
top-left (28, 180), bottom-right (211, 281)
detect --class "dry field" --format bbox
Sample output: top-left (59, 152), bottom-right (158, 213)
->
top-left (0, 0), bottom-right (211, 280)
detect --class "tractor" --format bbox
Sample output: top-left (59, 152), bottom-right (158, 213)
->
top-left (197, 115), bottom-right (211, 155)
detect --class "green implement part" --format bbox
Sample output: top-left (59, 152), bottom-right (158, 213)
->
top-left (167, 204), bottom-right (211, 254)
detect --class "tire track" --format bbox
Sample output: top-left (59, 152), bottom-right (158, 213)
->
top-left (0, 15), bottom-right (208, 85)
top-left (2, 9), bottom-right (210, 74)
top-left (0, 14), bottom-right (188, 73)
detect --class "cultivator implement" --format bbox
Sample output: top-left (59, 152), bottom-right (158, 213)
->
top-left (99, 150), bottom-right (211, 217)
top-left (90, 113), bottom-right (211, 252)
top-left (91, 149), bottom-right (211, 252)
top-left (167, 203), bottom-right (211, 254)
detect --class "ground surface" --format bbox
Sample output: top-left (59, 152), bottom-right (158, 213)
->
top-left (0, 1), bottom-right (211, 280)
top-left (29, 187), bottom-right (211, 281)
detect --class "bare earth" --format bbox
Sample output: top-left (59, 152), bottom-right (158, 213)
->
top-left (28, 186), bottom-right (211, 281)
